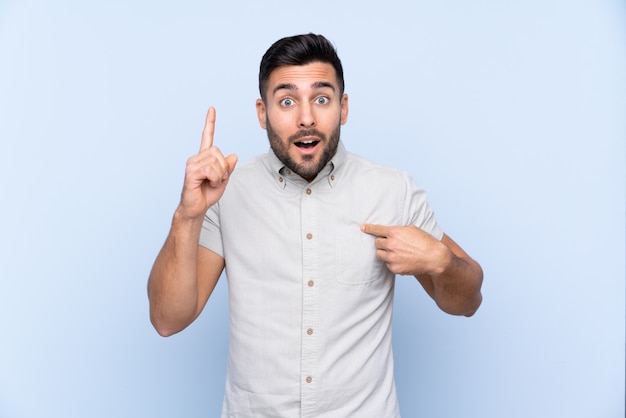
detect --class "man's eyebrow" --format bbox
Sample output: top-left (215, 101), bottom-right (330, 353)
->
top-left (272, 81), bottom-right (336, 95)
top-left (312, 81), bottom-right (336, 91)
top-left (273, 83), bottom-right (297, 95)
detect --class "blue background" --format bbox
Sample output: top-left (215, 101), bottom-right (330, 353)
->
top-left (1, 1), bottom-right (624, 417)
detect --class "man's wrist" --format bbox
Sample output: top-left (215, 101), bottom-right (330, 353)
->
top-left (173, 205), bottom-right (206, 229)
top-left (428, 241), bottom-right (456, 277)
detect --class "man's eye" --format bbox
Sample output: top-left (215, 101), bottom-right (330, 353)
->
top-left (316, 96), bottom-right (329, 105)
top-left (280, 98), bottom-right (294, 107)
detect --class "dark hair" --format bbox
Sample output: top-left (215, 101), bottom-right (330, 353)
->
top-left (258, 33), bottom-right (344, 100)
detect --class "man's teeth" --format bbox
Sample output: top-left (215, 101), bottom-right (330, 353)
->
top-left (295, 139), bottom-right (318, 147)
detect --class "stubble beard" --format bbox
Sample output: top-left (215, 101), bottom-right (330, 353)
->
top-left (266, 120), bottom-right (340, 181)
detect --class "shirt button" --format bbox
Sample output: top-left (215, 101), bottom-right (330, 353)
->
top-left (279, 177), bottom-right (284, 183)
top-left (330, 175), bottom-right (335, 181)
top-left (306, 328), bottom-right (314, 335)
top-left (306, 188), bottom-right (312, 195)
top-left (306, 376), bottom-right (312, 383)
top-left (308, 280), bottom-right (314, 287)
top-left (306, 233), bottom-right (313, 240)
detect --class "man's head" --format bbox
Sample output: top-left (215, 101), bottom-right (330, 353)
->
top-left (256, 34), bottom-right (349, 182)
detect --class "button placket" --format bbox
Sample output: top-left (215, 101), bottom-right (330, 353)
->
top-left (300, 183), bottom-right (319, 417)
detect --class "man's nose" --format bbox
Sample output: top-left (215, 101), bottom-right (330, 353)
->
top-left (298, 103), bottom-right (316, 128)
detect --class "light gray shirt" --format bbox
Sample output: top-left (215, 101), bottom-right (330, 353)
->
top-left (200, 141), bottom-right (443, 418)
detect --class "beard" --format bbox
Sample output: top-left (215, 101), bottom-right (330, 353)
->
top-left (266, 120), bottom-right (340, 181)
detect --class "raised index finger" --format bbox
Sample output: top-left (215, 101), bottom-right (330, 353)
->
top-left (200, 106), bottom-right (216, 151)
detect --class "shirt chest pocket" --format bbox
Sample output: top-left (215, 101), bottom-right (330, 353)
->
top-left (335, 229), bottom-right (390, 285)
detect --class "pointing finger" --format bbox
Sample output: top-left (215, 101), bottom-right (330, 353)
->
top-left (361, 223), bottom-right (391, 237)
top-left (200, 107), bottom-right (216, 151)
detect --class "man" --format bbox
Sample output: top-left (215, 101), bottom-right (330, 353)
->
top-left (148, 33), bottom-right (483, 417)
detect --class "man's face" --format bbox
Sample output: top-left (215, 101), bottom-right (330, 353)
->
top-left (256, 62), bottom-right (349, 181)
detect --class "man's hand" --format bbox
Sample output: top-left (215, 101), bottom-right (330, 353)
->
top-left (360, 224), bottom-right (452, 276)
top-left (179, 107), bottom-right (238, 220)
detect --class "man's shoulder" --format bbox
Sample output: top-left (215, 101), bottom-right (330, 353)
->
top-left (229, 153), bottom-right (272, 178)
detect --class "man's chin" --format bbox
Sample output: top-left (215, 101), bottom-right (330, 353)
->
top-left (290, 158), bottom-right (322, 180)
top-left (290, 150), bottom-right (317, 166)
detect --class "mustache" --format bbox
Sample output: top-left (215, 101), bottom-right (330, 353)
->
top-left (289, 129), bottom-right (326, 142)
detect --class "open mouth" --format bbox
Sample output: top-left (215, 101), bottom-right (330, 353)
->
top-left (294, 140), bottom-right (320, 149)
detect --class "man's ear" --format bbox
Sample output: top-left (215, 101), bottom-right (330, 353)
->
top-left (340, 93), bottom-right (349, 125)
top-left (256, 99), bottom-right (267, 130)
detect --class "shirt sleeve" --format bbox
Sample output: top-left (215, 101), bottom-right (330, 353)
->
top-left (402, 172), bottom-right (444, 241)
top-left (199, 203), bottom-right (224, 257)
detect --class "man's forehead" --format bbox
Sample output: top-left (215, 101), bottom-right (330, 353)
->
top-left (268, 62), bottom-right (339, 91)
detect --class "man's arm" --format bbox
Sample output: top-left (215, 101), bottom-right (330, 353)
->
top-left (413, 234), bottom-right (483, 316)
top-left (148, 107), bottom-right (237, 336)
top-left (361, 225), bottom-right (483, 317)
top-left (148, 215), bottom-right (225, 336)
